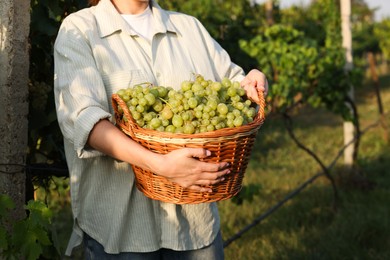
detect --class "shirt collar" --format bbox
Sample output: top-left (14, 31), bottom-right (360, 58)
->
top-left (95, 0), bottom-right (179, 38)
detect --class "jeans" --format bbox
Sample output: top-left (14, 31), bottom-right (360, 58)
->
top-left (83, 232), bottom-right (224, 260)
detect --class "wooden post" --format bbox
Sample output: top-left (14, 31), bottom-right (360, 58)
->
top-left (0, 0), bottom-right (30, 220)
top-left (340, 0), bottom-right (355, 168)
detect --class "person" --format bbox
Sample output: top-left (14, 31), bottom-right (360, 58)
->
top-left (54, 0), bottom-right (268, 259)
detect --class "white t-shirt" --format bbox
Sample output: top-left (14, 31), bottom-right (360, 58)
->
top-left (122, 6), bottom-right (155, 43)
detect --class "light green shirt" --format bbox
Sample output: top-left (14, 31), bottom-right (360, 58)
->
top-left (54, 0), bottom-right (245, 255)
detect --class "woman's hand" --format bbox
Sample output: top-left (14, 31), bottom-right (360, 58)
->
top-left (240, 69), bottom-right (269, 104)
top-left (152, 148), bottom-right (230, 192)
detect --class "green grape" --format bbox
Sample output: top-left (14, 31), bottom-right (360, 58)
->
top-left (191, 120), bottom-right (200, 128)
top-left (217, 103), bottom-right (228, 115)
top-left (195, 75), bottom-right (205, 83)
top-left (175, 127), bottom-right (184, 134)
top-left (200, 80), bottom-right (209, 88)
top-left (142, 87), bottom-right (150, 94)
top-left (165, 125), bottom-right (176, 133)
top-left (183, 123), bottom-right (195, 134)
top-left (194, 89), bottom-right (205, 97)
top-left (222, 77), bottom-right (231, 88)
top-left (150, 118), bottom-right (162, 129)
top-left (211, 116), bottom-right (220, 126)
top-left (122, 94), bottom-right (130, 102)
top-left (130, 97), bottom-right (138, 106)
top-left (136, 105), bottom-right (145, 113)
top-left (136, 119), bottom-right (145, 127)
top-left (181, 111), bottom-right (190, 121)
top-left (203, 105), bottom-right (212, 113)
top-left (233, 81), bottom-right (241, 88)
top-left (202, 113), bottom-right (210, 120)
top-left (226, 118), bottom-right (234, 128)
top-left (201, 118), bottom-right (210, 126)
top-left (191, 82), bottom-right (203, 92)
top-left (215, 122), bottom-right (224, 130)
top-left (125, 88), bottom-right (133, 96)
top-left (133, 85), bottom-right (143, 93)
top-left (152, 99), bottom-right (163, 112)
top-left (195, 104), bottom-right (205, 111)
top-left (149, 88), bottom-right (159, 98)
top-left (207, 99), bottom-right (218, 110)
top-left (227, 87), bottom-right (237, 97)
top-left (174, 93), bottom-right (184, 101)
top-left (157, 86), bottom-right (168, 98)
top-left (156, 126), bottom-right (165, 132)
top-left (161, 118), bottom-right (170, 127)
top-left (172, 115), bottom-right (184, 127)
top-left (246, 107), bottom-right (257, 119)
top-left (143, 112), bottom-right (153, 122)
top-left (245, 99), bottom-right (252, 106)
top-left (199, 126), bottom-right (208, 133)
top-left (235, 102), bottom-right (244, 110)
top-left (145, 93), bottom-right (156, 105)
top-left (117, 89), bottom-right (126, 97)
top-left (167, 90), bottom-right (176, 99)
top-left (233, 116), bottom-right (244, 127)
top-left (138, 97), bottom-right (148, 107)
top-left (194, 110), bottom-right (203, 119)
top-left (206, 124), bottom-right (215, 132)
top-left (231, 95), bottom-right (240, 102)
top-left (211, 81), bottom-right (222, 91)
top-left (184, 90), bottom-right (194, 99)
top-left (232, 109), bottom-right (241, 117)
top-left (237, 87), bottom-right (246, 97)
top-left (188, 97), bottom-right (198, 108)
top-left (169, 99), bottom-right (180, 108)
top-left (131, 111), bottom-right (142, 120)
top-left (181, 80), bottom-right (192, 91)
top-left (161, 106), bottom-right (173, 120)
top-left (129, 105), bottom-right (137, 113)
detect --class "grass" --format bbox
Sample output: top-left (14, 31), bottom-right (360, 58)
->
top-left (219, 73), bottom-right (390, 259)
top-left (37, 72), bottom-right (390, 259)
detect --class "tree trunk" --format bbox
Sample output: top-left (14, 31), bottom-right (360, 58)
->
top-left (0, 0), bottom-right (30, 220)
top-left (367, 52), bottom-right (388, 143)
top-left (265, 0), bottom-right (274, 26)
top-left (340, 0), bottom-right (355, 169)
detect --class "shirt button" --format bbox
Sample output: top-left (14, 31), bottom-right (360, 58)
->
top-left (156, 72), bottom-right (161, 77)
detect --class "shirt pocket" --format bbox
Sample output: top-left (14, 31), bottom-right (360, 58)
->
top-left (102, 69), bottom-right (148, 112)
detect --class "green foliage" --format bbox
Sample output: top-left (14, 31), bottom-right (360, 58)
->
top-left (0, 195), bottom-right (60, 260)
top-left (239, 24), bottom-right (355, 120)
top-left (374, 19), bottom-right (390, 60)
top-left (28, 0), bottom-right (88, 167)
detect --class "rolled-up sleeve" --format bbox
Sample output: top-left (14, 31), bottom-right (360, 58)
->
top-left (54, 18), bottom-right (111, 158)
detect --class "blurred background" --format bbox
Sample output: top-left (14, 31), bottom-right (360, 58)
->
top-left (1, 0), bottom-right (389, 259)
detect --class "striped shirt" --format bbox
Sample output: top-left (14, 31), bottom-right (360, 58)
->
top-left (54, 0), bottom-right (245, 255)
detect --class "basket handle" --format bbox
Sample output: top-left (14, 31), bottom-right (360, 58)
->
top-left (254, 88), bottom-right (266, 122)
top-left (111, 93), bottom-right (137, 138)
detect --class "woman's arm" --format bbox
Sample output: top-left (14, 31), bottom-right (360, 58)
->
top-left (87, 119), bottom-right (230, 192)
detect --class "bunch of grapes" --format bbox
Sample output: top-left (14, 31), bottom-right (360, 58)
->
top-left (115, 75), bottom-right (257, 134)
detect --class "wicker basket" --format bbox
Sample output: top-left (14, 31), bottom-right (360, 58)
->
top-left (111, 90), bottom-right (265, 204)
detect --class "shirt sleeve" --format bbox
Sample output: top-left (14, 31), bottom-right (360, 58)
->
top-left (193, 17), bottom-right (246, 83)
top-left (54, 17), bottom-right (111, 158)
